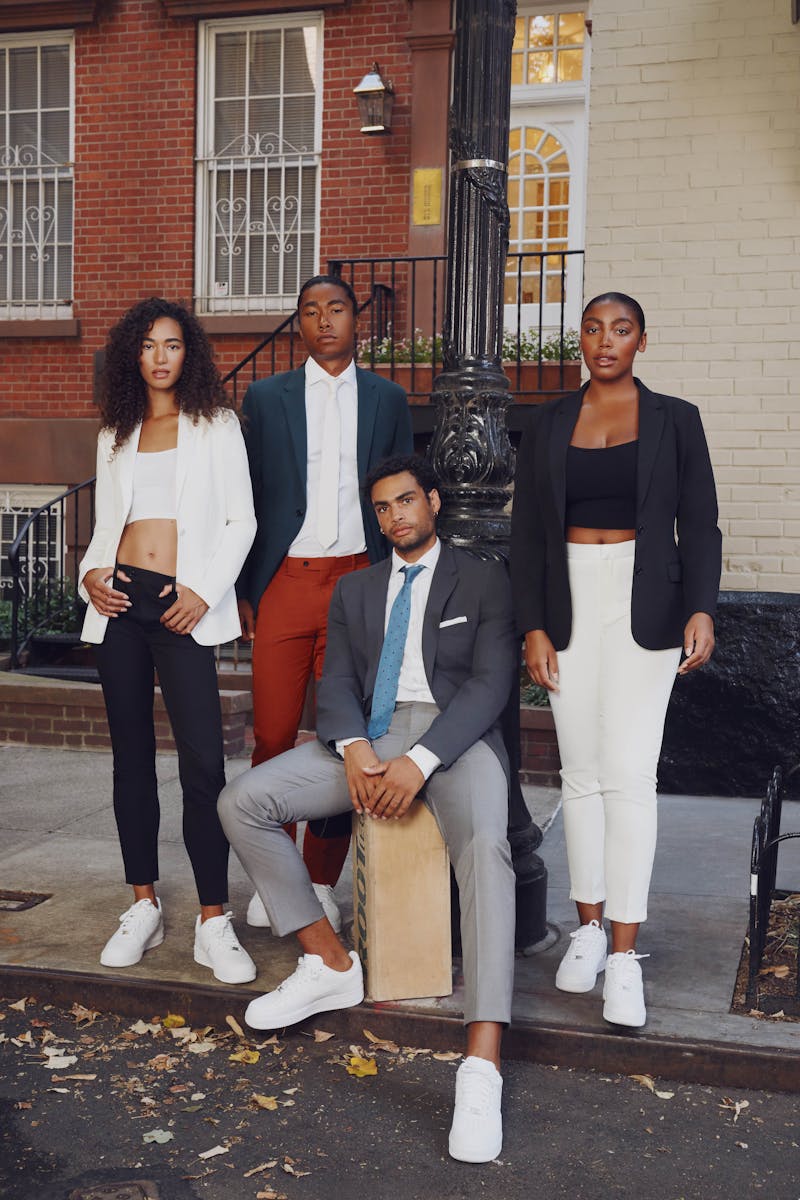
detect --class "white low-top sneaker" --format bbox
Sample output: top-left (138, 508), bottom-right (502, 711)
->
top-left (603, 949), bottom-right (649, 1027)
top-left (312, 882), bottom-right (342, 933)
top-left (555, 919), bottom-right (608, 993)
top-left (448, 1056), bottom-right (503, 1163)
top-left (246, 892), bottom-right (270, 928)
top-left (245, 952), bottom-right (363, 1030)
top-left (100, 898), bottom-right (164, 968)
top-left (194, 912), bottom-right (257, 984)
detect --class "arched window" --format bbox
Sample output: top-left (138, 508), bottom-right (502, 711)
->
top-left (505, 125), bottom-right (570, 310)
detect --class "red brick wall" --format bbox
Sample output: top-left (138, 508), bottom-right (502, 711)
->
top-left (0, 0), bottom-right (415, 427)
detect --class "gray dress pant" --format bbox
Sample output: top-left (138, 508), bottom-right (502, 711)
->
top-left (218, 702), bottom-right (516, 1025)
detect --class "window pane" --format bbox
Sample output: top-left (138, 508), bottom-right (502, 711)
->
top-left (214, 99), bottom-right (246, 153)
top-left (540, 134), bottom-right (560, 159)
top-left (508, 127), bottom-right (521, 152)
top-left (284, 27), bottom-right (315, 93)
top-left (215, 32), bottom-right (247, 97)
top-left (557, 49), bottom-right (583, 82)
top-left (283, 94), bottom-right (315, 152)
top-left (529, 14), bottom-right (554, 48)
top-left (528, 51), bottom-right (554, 85)
top-left (513, 17), bottom-right (525, 51)
top-left (249, 30), bottom-right (281, 94)
top-left (511, 53), bottom-right (523, 86)
top-left (42, 110), bottom-right (69, 162)
top-left (9, 47), bottom-right (37, 110)
top-left (558, 12), bottom-right (585, 45)
top-left (41, 45), bottom-right (70, 107)
top-left (248, 97), bottom-right (280, 148)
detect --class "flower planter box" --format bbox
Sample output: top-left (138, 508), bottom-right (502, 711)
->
top-left (367, 361), bottom-right (581, 402)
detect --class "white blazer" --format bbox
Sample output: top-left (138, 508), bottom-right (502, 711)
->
top-left (78, 410), bottom-right (256, 646)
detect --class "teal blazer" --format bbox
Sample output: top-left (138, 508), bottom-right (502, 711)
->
top-left (237, 365), bottom-right (413, 608)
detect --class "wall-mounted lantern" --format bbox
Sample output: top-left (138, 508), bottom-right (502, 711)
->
top-left (353, 63), bottom-right (394, 135)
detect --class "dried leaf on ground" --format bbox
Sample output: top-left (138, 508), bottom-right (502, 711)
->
top-left (69, 1004), bottom-right (100, 1027)
top-left (130, 1020), bottom-right (161, 1036)
top-left (12, 1031), bottom-right (33, 1047)
top-left (312, 1029), bottom-right (335, 1043)
top-left (142, 1129), bottom-right (174, 1144)
top-left (146, 1053), bottom-right (180, 1071)
top-left (630, 1073), bottom-right (673, 1099)
top-left (199, 1144), bottom-right (229, 1160)
top-left (230, 1049), bottom-right (260, 1065)
top-left (282, 1162), bottom-right (310, 1177)
top-left (720, 1098), bottom-right (750, 1123)
top-left (759, 964), bottom-right (790, 979)
top-left (9, 998), bottom-right (28, 1012)
top-left (41, 1053), bottom-right (77, 1070)
top-left (243, 1161), bottom-right (277, 1177)
top-left (226, 1014), bottom-right (245, 1039)
top-left (432, 1051), bottom-right (462, 1062)
top-left (60, 1074), bottom-right (97, 1082)
top-left (162, 1013), bottom-right (186, 1030)
top-left (346, 1055), bottom-right (377, 1078)
top-left (186, 1040), bottom-right (216, 1056)
top-left (362, 1029), bottom-right (400, 1053)
top-left (251, 1093), bottom-right (279, 1111)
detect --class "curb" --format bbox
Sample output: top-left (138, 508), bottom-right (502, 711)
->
top-left (2, 964), bottom-right (798, 1094)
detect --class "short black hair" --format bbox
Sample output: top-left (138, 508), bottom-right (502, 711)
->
top-left (364, 455), bottom-right (440, 502)
top-left (582, 292), bottom-right (646, 334)
top-left (297, 274), bottom-right (359, 317)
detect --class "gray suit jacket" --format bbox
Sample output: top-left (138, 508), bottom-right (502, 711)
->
top-left (316, 544), bottom-right (517, 784)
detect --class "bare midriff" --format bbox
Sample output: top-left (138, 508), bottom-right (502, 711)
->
top-left (566, 526), bottom-right (635, 545)
top-left (116, 519), bottom-right (178, 576)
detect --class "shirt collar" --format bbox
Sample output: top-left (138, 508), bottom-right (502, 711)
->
top-left (305, 355), bottom-right (357, 390)
top-left (391, 537), bottom-right (441, 576)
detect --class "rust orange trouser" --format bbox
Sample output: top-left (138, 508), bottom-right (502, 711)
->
top-left (251, 553), bottom-right (370, 885)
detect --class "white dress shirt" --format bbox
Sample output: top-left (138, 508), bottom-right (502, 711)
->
top-left (289, 357), bottom-right (366, 557)
top-left (337, 538), bottom-right (443, 781)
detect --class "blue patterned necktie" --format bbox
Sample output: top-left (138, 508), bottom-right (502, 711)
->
top-left (367, 564), bottom-right (424, 740)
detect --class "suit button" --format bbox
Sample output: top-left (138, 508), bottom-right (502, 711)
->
top-left (634, 567), bottom-right (643, 576)
top-left (296, 508), bottom-right (304, 518)
top-left (637, 525), bottom-right (645, 534)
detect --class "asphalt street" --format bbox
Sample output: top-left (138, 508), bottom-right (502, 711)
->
top-left (1, 994), bottom-right (798, 1200)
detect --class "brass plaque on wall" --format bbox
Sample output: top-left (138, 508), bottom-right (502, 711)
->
top-left (412, 168), bottom-right (443, 226)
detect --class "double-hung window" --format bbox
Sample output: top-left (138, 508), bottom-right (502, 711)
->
top-left (0, 33), bottom-right (74, 319)
top-left (196, 14), bottom-right (322, 314)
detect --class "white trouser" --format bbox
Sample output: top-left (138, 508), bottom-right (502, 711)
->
top-left (548, 541), bottom-right (681, 924)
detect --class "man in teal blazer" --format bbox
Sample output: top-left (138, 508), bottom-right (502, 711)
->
top-left (236, 275), bottom-right (413, 922)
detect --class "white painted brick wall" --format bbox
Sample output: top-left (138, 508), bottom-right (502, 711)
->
top-left (584, 0), bottom-right (800, 592)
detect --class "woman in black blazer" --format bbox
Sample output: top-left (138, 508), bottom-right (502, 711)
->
top-left (510, 293), bottom-right (721, 1028)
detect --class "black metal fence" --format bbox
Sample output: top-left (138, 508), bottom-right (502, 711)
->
top-left (747, 766), bottom-right (800, 1008)
top-left (7, 479), bottom-right (94, 669)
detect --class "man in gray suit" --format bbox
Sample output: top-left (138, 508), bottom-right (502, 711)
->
top-left (218, 455), bottom-right (516, 1164)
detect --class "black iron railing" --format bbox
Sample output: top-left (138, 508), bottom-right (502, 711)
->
top-left (747, 766), bottom-right (800, 1008)
top-left (7, 478), bottom-right (95, 668)
top-left (222, 251), bottom-right (585, 402)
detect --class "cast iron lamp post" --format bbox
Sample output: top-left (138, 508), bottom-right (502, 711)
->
top-left (430, 0), bottom-right (548, 950)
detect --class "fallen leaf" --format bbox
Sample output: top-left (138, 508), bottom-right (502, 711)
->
top-left (190, 1092), bottom-right (206, 1101)
top-left (130, 1020), bottom-right (161, 1036)
top-left (162, 1013), bottom-right (186, 1030)
top-left (9, 998), bottom-right (28, 1012)
top-left (15, 1100), bottom-right (33, 1108)
top-left (758, 964), bottom-right (790, 979)
top-left (251, 1093), bottom-right (279, 1111)
top-left (655, 1089), bottom-right (675, 1100)
top-left (229, 1049), bottom-right (260, 1065)
top-left (256, 1191), bottom-right (282, 1199)
top-left (226, 1014), bottom-right (245, 1039)
top-left (346, 1055), bottom-right (377, 1078)
top-left (168, 1026), bottom-right (193, 1041)
top-left (186, 1040), bottom-right (216, 1056)
top-left (283, 1088), bottom-right (299, 1095)
top-left (69, 1004), bottom-right (100, 1027)
top-left (146, 1054), bottom-right (179, 1071)
top-left (313, 1029), bottom-right (335, 1043)
top-left (282, 1162), bottom-right (310, 1177)
top-left (243, 1161), bottom-right (275, 1178)
top-left (12, 1032), bottom-right (33, 1047)
top-left (198, 1144), bottom-right (229, 1160)
top-left (142, 1129), bottom-right (174, 1144)
top-left (720, 1098), bottom-right (750, 1123)
top-left (60, 1074), bottom-right (97, 1082)
top-left (735, 1141), bottom-right (749, 1150)
top-left (630, 1074), bottom-right (655, 1093)
top-left (363, 1029), bottom-right (400, 1053)
top-left (280, 1099), bottom-right (296, 1108)
top-left (46, 1088), bottom-right (69, 1095)
top-left (41, 1054), bottom-right (77, 1070)
top-left (432, 1051), bottom-right (462, 1062)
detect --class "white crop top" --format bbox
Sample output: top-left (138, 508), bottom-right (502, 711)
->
top-left (126, 448), bottom-right (178, 524)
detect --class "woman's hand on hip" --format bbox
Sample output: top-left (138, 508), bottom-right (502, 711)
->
top-left (678, 612), bottom-right (715, 674)
top-left (84, 568), bottom-right (130, 618)
top-left (160, 584), bottom-right (209, 635)
top-left (524, 629), bottom-right (560, 692)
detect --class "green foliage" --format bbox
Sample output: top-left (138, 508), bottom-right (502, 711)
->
top-left (360, 328), bottom-right (581, 365)
top-left (521, 678), bottom-right (551, 708)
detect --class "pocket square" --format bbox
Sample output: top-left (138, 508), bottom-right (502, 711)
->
top-left (439, 615), bottom-right (468, 628)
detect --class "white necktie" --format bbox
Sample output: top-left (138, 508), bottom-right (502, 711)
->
top-left (316, 377), bottom-right (341, 549)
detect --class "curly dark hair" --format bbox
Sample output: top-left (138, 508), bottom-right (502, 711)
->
top-left (99, 297), bottom-right (233, 450)
top-left (363, 455), bottom-right (440, 501)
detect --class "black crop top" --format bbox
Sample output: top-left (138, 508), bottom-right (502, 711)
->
top-left (565, 440), bottom-right (638, 530)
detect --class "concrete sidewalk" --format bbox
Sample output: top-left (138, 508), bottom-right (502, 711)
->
top-left (0, 743), bottom-right (798, 1091)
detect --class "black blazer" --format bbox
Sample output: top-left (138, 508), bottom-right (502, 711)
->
top-left (510, 380), bottom-right (722, 651)
top-left (316, 545), bottom-right (516, 787)
top-left (237, 365), bottom-right (413, 608)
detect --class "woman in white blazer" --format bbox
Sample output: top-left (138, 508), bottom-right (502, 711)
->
top-left (78, 298), bottom-right (257, 984)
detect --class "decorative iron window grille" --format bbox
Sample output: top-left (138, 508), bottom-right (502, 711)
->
top-left (1, 485), bottom-right (64, 596)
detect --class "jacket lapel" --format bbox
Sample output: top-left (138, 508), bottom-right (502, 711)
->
top-left (356, 368), bottom-right (378, 479)
top-left (175, 412), bottom-right (193, 508)
top-left (116, 423), bottom-right (142, 513)
top-left (280, 366), bottom-right (308, 490)
top-left (636, 380), bottom-right (665, 511)
top-left (421, 544), bottom-right (458, 686)
top-left (548, 388), bottom-right (584, 529)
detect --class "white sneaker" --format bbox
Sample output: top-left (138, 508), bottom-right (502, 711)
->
top-left (246, 891), bottom-right (270, 928)
top-left (100, 898), bottom-right (164, 968)
top-left (194, 912), bottom-right (257, 984)
top-left (244, 951), bottom-right (363, 1030)
top-left (555, 919), bottom-right (608, 993)
top-left (448, 1056), bottom-right (503, 1163)
top-left (312, 882), bottom-right (343, 933)
top-left (603, 950), bottom-right (648, 1027)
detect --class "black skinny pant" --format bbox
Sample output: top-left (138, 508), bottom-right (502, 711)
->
top-left (94, 564), bottom-right (229, 905)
